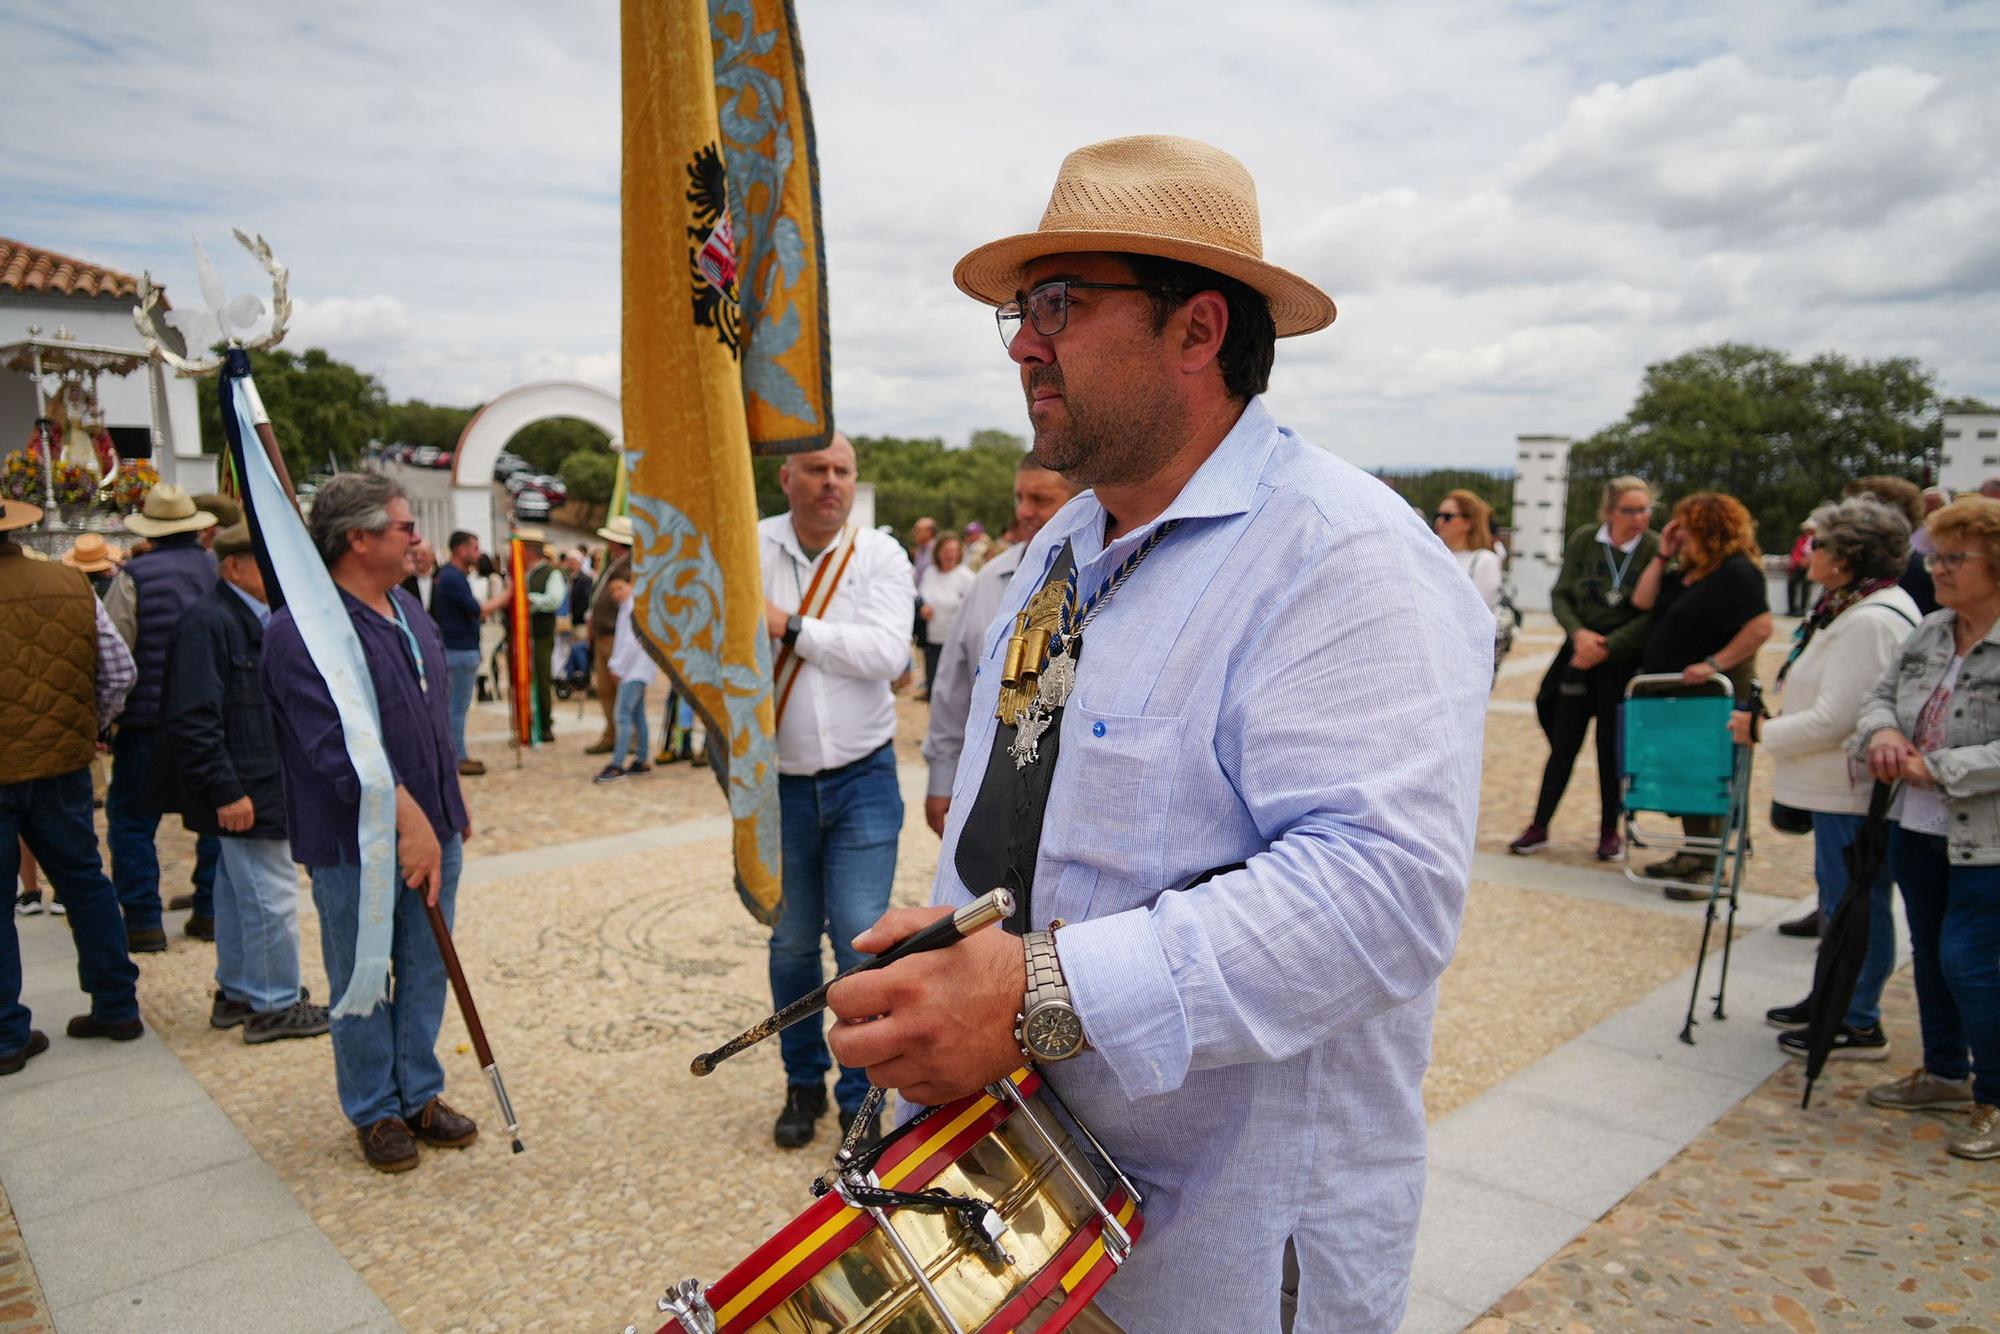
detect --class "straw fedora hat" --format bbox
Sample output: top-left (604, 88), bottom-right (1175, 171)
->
top-left (124, 484), bottom-right (218, 538)
top-left (61, 532), bottom-right (124, 573)
top-left (596, 514), bottom-right (636, 546)
top-left (0, 498), bottom-right (44, 534)
top-left (953, 135), bottom-right (1336, 337)
top-left (512, 526), bottom-right (550, 545)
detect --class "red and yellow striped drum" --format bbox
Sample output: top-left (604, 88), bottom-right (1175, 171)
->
top-left (642, 1069), bottom-right (1141, 1334)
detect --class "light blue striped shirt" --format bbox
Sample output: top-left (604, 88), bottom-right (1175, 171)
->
top-left (932, 397), bottom-right (1489, 1333)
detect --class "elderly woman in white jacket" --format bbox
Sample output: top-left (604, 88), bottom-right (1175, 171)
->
top-left (1730, 497), bottom-right (1919, 1059)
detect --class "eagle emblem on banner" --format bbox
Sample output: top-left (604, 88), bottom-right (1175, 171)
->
top-left (686, 141), bottom-right (740, 356)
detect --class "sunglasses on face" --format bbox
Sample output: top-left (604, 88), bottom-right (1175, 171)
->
top-left (1432, 511), bottom-right (1464, 523)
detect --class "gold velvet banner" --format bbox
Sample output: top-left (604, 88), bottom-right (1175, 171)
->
top-left (621, 0), bottom-right (822, 922)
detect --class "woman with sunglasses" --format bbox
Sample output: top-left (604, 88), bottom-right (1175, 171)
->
top-left (1433, 489), bottom-right (1509, 679)
top-left (1852, 494), bottom-right (2000, 1162)
top-left (1511, 476), bottom-right (1659, 860)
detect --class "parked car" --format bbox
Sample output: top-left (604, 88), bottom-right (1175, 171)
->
top-left (433, 451), bottom-right (454, 470)
top-left (529, 474), bottom-right (568, 505)
top-left (513, 490), bottom-right (552, 522)
top-left (411, 445), bottom-right (441, 467)
top-left (493, 452), bottom-right (532, 481)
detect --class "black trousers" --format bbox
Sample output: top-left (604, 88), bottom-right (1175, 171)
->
top-left (1532, 646), bottom-right (1637, 830)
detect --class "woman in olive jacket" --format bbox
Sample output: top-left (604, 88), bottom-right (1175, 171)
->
top-left (1510, 476), bottom-right (1659, 861)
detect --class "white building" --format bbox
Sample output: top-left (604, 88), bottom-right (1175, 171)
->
top-left (1937, 411), bottom-right (2000, 497)
top-left (1510, 433), bottom-right (1572, 611)
top-left (0, 237), bottom-right (213, 492)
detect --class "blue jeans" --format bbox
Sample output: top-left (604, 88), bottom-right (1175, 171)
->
top-left (613, 678), bottom-right (650, 769)
top-left (445, 648), bottom-right (482, 762)
top-left (1812, 812), bottom-right (1897, 1029)
top-left (0, 768), bottom-right (140, 1052)
top-left (214, 837), bottom-right (303, 1013)
top-left (106, 726), bottom-right (163, 932)
top-left (192, 833), bottom-right (218, 921)
top-left (771, 743), bottom-right (903, 1111)
top-left (309, 836), bottom-right (461, 1127)
top-left (1887, 827), bottom-right (2000, 1106)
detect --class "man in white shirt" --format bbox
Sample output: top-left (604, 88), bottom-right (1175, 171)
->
top-left (920, 454), bottom-right (1081, 835)
top-left (757, 433), bottom-right (915, 1149)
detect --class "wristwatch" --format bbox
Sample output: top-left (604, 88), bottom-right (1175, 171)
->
top-left (783, 613), bottom-right (802, 647)
top-left (1016, 930), bottom-right (1087, 1062)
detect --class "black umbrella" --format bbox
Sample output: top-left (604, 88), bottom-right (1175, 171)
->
top-left (1799, 780), bottom-right (1896, 1109)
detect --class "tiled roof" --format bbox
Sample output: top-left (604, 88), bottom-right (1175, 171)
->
top-left (0, 237), bottom-right (141, 301)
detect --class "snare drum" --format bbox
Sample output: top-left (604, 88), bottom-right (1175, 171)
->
top-left (640, 1068), bottom-right (1142, 1334)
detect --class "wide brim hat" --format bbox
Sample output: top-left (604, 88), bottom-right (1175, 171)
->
top-left (0, 498), bottom-right (44, 533)
top-left (211, 522), bottom-right (255, 559)
top-left (596, 515), bottom-right (635, 546)
top-left (953, 135), bottom-right (1337, 338)
top-left (61, 532), bottom-right (123, 572)
top-left (512, 526), bottom-right (550, 545)
top-left (192, 492), bottom-right (243, 528)
top-left (125, 483), bottom-right (218, 538)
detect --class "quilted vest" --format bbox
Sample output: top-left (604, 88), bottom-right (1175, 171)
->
top-left (0, 545), bottom-right (98, 782)
top-left (120, 537), bottom-right (215, 729)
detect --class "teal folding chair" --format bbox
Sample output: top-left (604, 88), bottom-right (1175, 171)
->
top-left (1619, 673), bottom-right (1755, 1043)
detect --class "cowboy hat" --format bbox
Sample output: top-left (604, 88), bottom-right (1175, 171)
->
top-left (512, 526), bottom-right (550, 545)
top-left (124, 484), bottom-right (218, 538)
top-left (61, 532), bottom-right (124, 573)
top-left (192, 492), bottom-right (243, 528)
top-left (596, 514), bottom-right (636, 546)
top-left (0, 498), bottom-right (44, 534)
top-left (954, 135), bottom-right (1336, 337)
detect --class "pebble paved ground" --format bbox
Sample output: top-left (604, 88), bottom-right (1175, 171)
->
top-left (0, 1185), bottom-right (51, 1334)
top-left (10, 613), bottom-right (1962, 1333)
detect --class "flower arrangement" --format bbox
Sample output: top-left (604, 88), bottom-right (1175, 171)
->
top-left (108, 460), bottom-right (159, 514)
top-left (47, 457), bottom-right (97, 508)
top-left (0, 450), bottom-right (38, 502)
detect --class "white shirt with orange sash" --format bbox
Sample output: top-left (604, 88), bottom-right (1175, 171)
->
top-left (758, 513), bottom-right (914, 776)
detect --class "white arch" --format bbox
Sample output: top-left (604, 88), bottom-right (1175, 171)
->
top-left (448, 380), bottom-right (624, 551)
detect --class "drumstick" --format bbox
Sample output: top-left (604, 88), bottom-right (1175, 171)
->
top-left (690, 888), bottom-right (1016, 1077)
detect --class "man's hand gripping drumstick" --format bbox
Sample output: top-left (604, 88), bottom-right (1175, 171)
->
top-left (690, 889), bottom-right (1016, 1077)
top-left (826, 898), bottom-right (1034, 1108)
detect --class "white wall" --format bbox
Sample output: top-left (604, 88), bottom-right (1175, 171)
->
top-left (1510, 434), bottom-right (1572, 611)
top-left (0, 290), bottom-right (213, 492)
top-left (1938, 412), bottom-right (2000, 497)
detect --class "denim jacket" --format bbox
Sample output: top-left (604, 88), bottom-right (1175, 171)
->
top-left (1852, 610), bottom-right (2000, 864)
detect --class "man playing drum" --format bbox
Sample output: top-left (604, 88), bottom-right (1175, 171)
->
top-left (826, 136), bottom-right (1488, 1332)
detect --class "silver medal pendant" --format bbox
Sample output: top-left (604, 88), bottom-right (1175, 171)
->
top-left (1012, 702), bottom-right (1053, 769)
top-left (1605, 588), bottom-right (1624, 607)
top-left (1037, 639), bottom-right (1078, 712)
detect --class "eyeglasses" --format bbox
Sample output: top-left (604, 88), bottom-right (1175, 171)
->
top-left (1432, 511), bottom-right (1465, 523)
top-left (995, 280), bottom-right (1181, 349)
top-left (1924, 551), bottom-right (1989, 572)
top-left (379, 520), bottom-right (418, 538)
top-left (1613, 505), bottom-right (1652, 517)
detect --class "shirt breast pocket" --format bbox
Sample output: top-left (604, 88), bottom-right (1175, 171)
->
top-left (1042, 702), bottom-right (1183, 901)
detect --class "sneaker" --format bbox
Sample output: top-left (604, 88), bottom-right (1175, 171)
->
top-left (14, 891), bottom-right (43, 916)
top-left (1778, 909), bottom-right (1821, 938)
top-left (1947, 1104), bottom-right (2000, 1161)
top-left (1867, 1067), bottom-right (1975, 1111)
top-left (1778, 1023), bottom-right (1890, 1062)
top-left (458, 757), bottom-right (487, 777)
top-left (624, 761), bottom-right (652, 776)
top-left (127, 926), bottom-right (168, 954)
top-left (184, 914), bottom-right (215, 942)
top-left (774, 1083), bottom-right (827, 1149)
top-left (407, 1096), bottom-right (478, 1148)
top-left (0, 1031), bottom-right (48, 1076)
top-left (244, 997), bottom-right (331, 1044)
top-left (1507, 823), bottom-right (1550, 855)
top-left (1595, 831), bottom-right (1623, 861)
top-left (1765, 997), bottom-right (1813, 1030)
top-left (592, 763), bottom-right (626, 784)
top-left (210, 993), bottom-right (254, 1029)
top-left (46, 897), bottom-right (64, 917)
top-left (358, 1116), bottom-right (419, 1173)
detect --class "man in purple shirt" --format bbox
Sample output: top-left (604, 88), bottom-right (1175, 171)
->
top-left (261, 474), bottom-right (477, 1173)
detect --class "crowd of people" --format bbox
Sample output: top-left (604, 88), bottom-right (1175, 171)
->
top-left (1488, 468), bottom-right (1997, 1163)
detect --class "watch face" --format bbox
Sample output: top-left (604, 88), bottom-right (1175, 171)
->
top-left (1026, 1005), bottom-right (1084, 1059)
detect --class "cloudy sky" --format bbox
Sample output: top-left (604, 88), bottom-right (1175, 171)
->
top-left (8, 1), bottom-right (1996, 467)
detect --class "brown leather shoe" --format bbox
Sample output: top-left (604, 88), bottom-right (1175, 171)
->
top-left (167, 893), bottom-right (195, 911)
top-left (358, 1117), bottom-right (419, 1173)
top-left (67, 1012), bottom-right (144, 1041)
top-left (583, 738), bottom-right (614, 755)
top-left (408, 1096), bottom-right (478, 1148)
top-left (457, 757), bottom-right (487, 776)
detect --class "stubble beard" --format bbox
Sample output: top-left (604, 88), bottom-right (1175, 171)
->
top-left (1024, 366), bottom-right (1186, 488)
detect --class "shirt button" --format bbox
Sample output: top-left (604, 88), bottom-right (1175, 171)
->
top-left (1092, 720), bottom-right (1107, 738)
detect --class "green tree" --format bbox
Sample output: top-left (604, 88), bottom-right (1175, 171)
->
top-left (382, 399), bottom-right (473, 454)
top-left (1565, 344), bottom-right (1942, 550)
top-left (559, 449), bottom-right (617, 505)
top-left (752, 429), bottom-right (1027, 538)
top-left (196, 346), bottom-right (388, 483)
top-left (507, 417), bottom-right (611, 475)
top-left (1371, 469), bottom-right (1514, 530)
